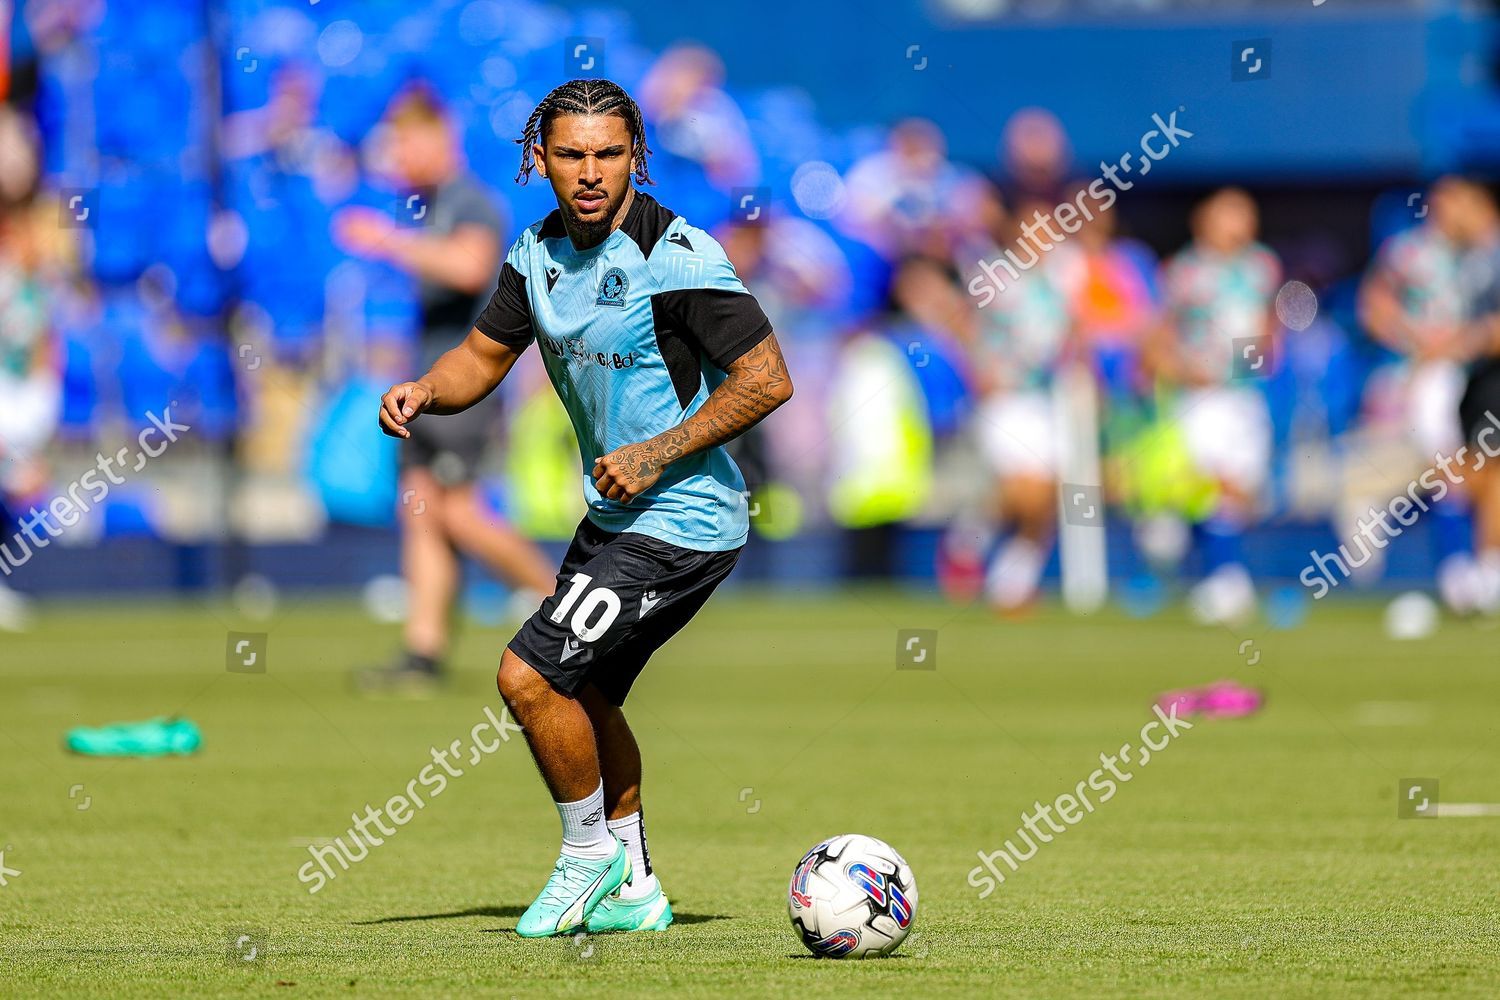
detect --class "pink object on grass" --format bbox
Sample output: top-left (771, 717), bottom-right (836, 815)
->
top-left (1154, 681), bottom-right (1263, 719)
top-left (1199, 681), bottom-right (1264, 718)
top-left (1154, 689), bottom-right (1202, 716)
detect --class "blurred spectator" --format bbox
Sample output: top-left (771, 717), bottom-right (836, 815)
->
top-left (996, 108), bottom-right (1072, 209)
top-left (224, 63), bottom-right (354, 365)
top-left (638, 45), bottom-right (758, 193)
top-left (8, 0), bottom-right (1499, 616)
top-left (223, 63), bottom-right (356, 204)
top-left (718, 215), bottom-right (853, 506)
top-left (826, 269), bottom-right (938, 575)
top-left (839, 118), bottom-right (990, 262)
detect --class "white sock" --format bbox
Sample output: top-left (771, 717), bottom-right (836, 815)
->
top-left (608, 811), bottom-right (659, 900)
top-left (986, 537), bottom-right (1044, 609)
top-left (557, 783), bottom-right (614, 859)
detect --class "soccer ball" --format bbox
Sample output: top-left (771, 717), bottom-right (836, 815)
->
top-left (787, 833), bottom-right (917, 958)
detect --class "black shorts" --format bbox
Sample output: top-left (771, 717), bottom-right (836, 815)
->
top-left (399, 402), bottom-right (498, 486)
top-left (1460, 359), bottom-right (1500, 447)
top-left (507, 516), bottom-right (742, 705)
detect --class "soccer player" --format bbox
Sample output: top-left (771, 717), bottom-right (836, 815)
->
top-left (377, 79), bottom-right (792, 936)
top-left (1459, 186), bottom-right (1500, 614)
top-left (0, 185), bottom-right (57, 632)
top-left (1147, 188), bottom-right (1281, 625)
top-left (335, 84), bottom-right (555, 690)
top-left (951, 197), bottom-right (1085, 611)
top-left (1359, 176), bottom-right (1496, 612)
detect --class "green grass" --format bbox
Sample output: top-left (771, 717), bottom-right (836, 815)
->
top-left (2, 589), bottom-right (1498, 997)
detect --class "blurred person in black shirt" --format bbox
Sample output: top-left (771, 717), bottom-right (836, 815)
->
top-left (334, 84), bottom-right (553, 691)
top-left (1454, 183), bottom-right (1500, 613)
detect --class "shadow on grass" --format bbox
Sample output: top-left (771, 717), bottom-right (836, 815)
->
top-left (785, 953), bottom-right (916, 960)
top-left (356, 905), bottom-right (729, 927)
top-left (354, 905), bottom-right (525, 924)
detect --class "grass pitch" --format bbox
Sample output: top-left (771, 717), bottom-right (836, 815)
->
top-left (2, 589), bottom-right (1498, 997)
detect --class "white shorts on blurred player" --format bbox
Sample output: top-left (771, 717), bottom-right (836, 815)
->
top-left (1171, 386), bottom-right (1270, 626)
top-left (1405, 360), bottom-right (1465, 460)
top-left (967, 389), bottom-right (1069, 610)
top-left (976, 390), bottom-right (1065, 478)
top-left (1175, 385), bottom-right (1271, 498)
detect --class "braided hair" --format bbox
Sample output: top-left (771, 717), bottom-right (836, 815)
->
top-left (515, 79), bottom-right (653, 185)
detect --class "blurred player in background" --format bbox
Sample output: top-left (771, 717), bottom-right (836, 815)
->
top-left (1148, 188), bottom-right (1280, 625)
top-left (1069, 196), bottom-right (1157, 409)
top-left (1454, 182), bottom-right (1500, 612)
top-left (379, 79), bottom-right (792, 938)
top-left (0, 108), bottom-right (56, 632)
top-left (947, 197), bottom-right (1084, 611)
top-left (334, 84), bottom-right (554, 691)
top-left (1359, 176), bottom-right (1499, 612)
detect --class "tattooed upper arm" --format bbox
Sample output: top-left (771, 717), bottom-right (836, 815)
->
top-left (725, 331), bottom-right (793, 404)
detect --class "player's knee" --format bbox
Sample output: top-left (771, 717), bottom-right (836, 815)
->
top-left (399, 480), bottom-right (444, 527)
top-left (496, 650), bottom-right (547, 711)
top-left (441, 485), bottom-right (494, 540)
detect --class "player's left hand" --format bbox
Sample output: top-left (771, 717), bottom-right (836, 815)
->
top-left (593, 443), bottom-right (664, 504)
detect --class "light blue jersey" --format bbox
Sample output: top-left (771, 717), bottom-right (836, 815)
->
top-left (475, 191), bottom-right (773, 552)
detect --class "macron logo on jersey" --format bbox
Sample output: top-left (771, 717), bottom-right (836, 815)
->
top-left (546, 266), bottom-right (560, 293)
top-left (666, 232), bottom-right (694, 252)
top-left (639, 590), bottom-right (665, 618)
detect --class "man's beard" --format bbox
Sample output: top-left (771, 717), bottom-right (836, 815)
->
top-left (564, 189), bottom-right (624, 248)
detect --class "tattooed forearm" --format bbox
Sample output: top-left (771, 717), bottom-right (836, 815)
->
top-left (647, 333), bottom-right (793, 468)
top-left (591, 333), bottom-right (793, 502)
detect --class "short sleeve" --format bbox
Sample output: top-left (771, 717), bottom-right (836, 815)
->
top-left (1374, 232), bottom-right (1411, 288)
top-left (1251, 245), bottom-right (1282, 297)
top-left (448, 183), bottom-right (503, 236)
top-left (474, 257), bottom-right (534, 349)
top-left (650, 224), bottom-right (773, 369)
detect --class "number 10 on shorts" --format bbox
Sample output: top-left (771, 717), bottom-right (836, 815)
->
top-left (549, 573), bottom-right (623, 641)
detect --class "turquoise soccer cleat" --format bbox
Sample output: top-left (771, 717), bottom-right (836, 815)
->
top-left (64, 717), bottom-right (202, 757)
top-left (515, 838), bottom-right (631, 938)
top-left (585, 881), bottom-right (674, 933)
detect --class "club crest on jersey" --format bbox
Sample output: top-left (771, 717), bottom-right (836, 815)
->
top-left (596, 266), bottom-right (628, 307)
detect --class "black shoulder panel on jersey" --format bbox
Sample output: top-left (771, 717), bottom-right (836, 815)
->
top-left (536, 210), bottom-right (567, 241)
top-left (474, 262), bottom-right (535, 349)
top-left (650, 288), bottom-right (773, 370)
top-left (650, 296), bottom-right (709, 411)
top-left (620, 191), bottom-right (677, 261)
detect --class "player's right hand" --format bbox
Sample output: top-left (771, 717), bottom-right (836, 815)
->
top-left (379, 382), bottom-right (433, 439)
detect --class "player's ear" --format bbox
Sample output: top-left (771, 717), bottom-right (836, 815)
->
top-left (532, 143), bottom-right (548, 179)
